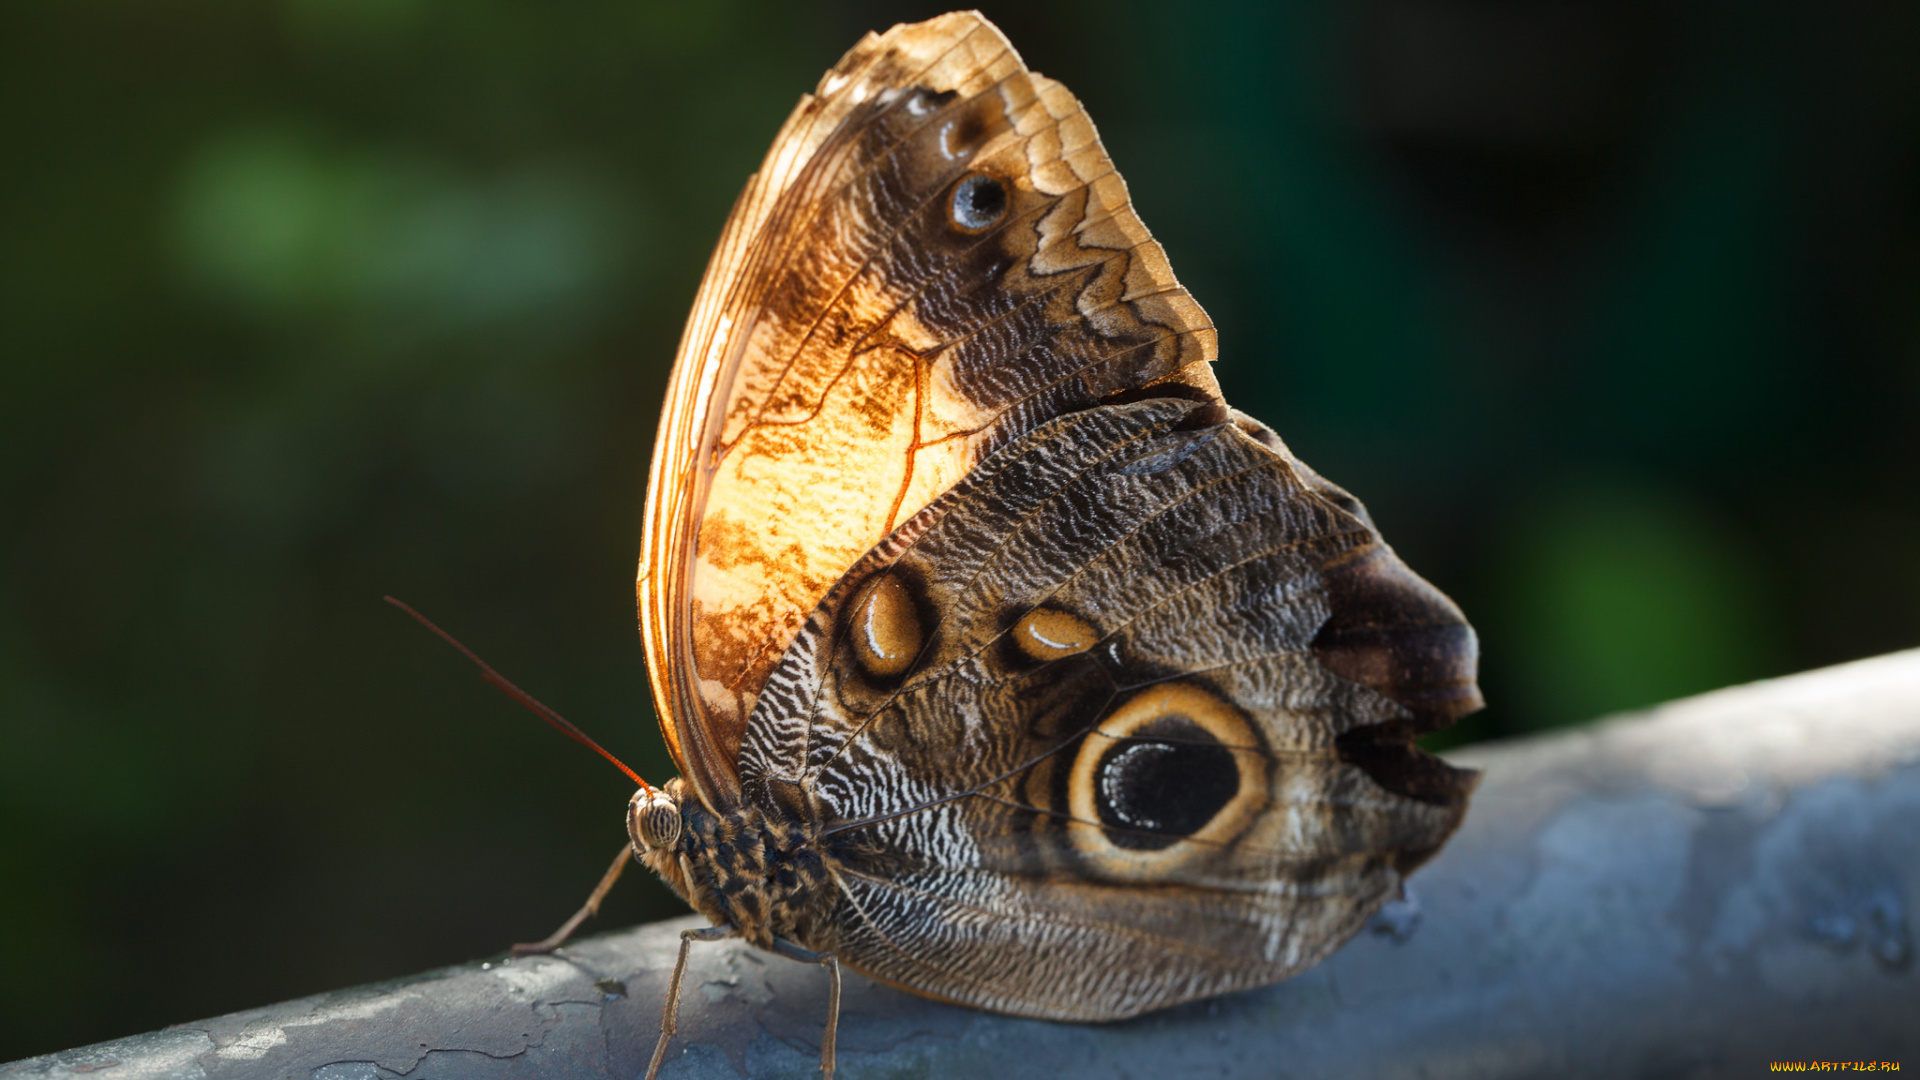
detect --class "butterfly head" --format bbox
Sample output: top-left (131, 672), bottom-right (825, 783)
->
top-left (627, 784), bottom-right (683, 853)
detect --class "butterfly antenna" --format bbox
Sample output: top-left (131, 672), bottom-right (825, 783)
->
top-left (383, 596), bottom-right (653, 794)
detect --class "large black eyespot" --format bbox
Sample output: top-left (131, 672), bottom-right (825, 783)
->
top-left (949, 173), bottom-right (1008, 233)
top-left (1094, 716), bottom-right (1238, 851)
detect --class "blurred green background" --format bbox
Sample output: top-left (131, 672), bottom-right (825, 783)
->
top-left (3, 0), bottom-right (1916, 1061)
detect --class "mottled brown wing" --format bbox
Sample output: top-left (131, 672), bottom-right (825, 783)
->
top-left (638, 12), bottom-right (1220, 808)
top-left (737, 399), bottom-right (1481, 1020)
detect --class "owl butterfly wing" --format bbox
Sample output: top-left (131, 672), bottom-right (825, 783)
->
top-left (639, 12), bottom-right (1220, 807)
top-left (737, 399), bottom-right (1481, 1020)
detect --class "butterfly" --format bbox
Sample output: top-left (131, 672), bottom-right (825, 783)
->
top-left (508, 11), bottom-right (1478, 1079)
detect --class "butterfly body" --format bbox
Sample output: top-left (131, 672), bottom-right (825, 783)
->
top-left (639, 778), bottom-right (836, 953)
top-left (626, 10), bottom-right (1481, 1049)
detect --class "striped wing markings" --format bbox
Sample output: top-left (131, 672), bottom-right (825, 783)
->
top-left (761, 405), bottom-right (1175, 772)
top-left (813, 646), bottom-right (1374, 861)
top-left (793, 410), bottom-right (1175, 767)
top-left (828, 857), bottom-right (1272, 970)
top-left (807, 426), bottom-right (1358, 780)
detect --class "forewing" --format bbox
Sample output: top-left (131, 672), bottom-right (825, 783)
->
top-left (737, 399), bottom-right (1480, 1019)
top-left (639, 12), bottom-right (1220, 806)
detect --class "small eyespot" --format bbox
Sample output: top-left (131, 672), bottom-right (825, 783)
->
top-left (1013, 608), bottom-right (1097, 662)
top-left (949, 173), bottom-right (1008, 233)
top-left (852, 573), bottom-right (923, 678)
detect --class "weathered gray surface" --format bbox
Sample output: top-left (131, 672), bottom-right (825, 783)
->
top-left (10, 651), bottom-right (1918, 1079)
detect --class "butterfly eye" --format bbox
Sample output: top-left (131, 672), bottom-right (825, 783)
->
top-left (628, 788), bottom-right (682, 851)
top-left (852, 573), bottom-right (924, 679)
top-left (949, 173), bottom-right (1008, 233)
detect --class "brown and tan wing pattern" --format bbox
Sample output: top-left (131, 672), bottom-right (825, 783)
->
top-left (737, 399), bottom-right (1480, 1020)
top-left (639, 12), bottom-right (1221, 807)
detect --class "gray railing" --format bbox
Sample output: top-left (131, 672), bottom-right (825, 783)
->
top-left (8, 650), bottom-right (1918, 1079)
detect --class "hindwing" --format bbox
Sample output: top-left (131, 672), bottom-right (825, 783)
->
top-left (734, 399), bottom-right (1479, 1020)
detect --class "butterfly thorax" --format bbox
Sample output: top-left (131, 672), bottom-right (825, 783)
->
top-left (640, 778), bottom-right (836, 950)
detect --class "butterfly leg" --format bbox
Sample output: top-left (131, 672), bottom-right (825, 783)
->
top-left (771, 937), bottom-right (842, 1080)
top-left (646, 922), bottom-right (736, 1080)
top-left (511, 844), bottom-right (633, 956)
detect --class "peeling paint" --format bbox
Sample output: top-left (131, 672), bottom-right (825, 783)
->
top-left (211, 1027), bottom-right (284, 1063)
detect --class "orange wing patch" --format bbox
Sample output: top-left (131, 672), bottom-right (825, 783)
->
top-left (641, 12), bottom-right (1221, 808)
